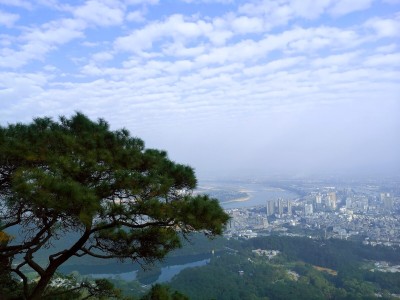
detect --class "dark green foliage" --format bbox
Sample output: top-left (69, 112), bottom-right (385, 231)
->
top-left (363, 271), bottom-right (400, 294)
top-left (0, 113), bottom-right (229, 299)
top-left (170, 253), bottom-right (288, 300)
top-left (244, 235), bottom-right (400, 271)
top-left (0, 230), bottom-right (19, 299)
top-left (38, 276), bottom-right (123, 300)
top-left (82, 278), bottom-right (123, 299)
top-left (167, 236), bottom-right (400, 300)
top-left (140, 284), bottom-right (188, 300)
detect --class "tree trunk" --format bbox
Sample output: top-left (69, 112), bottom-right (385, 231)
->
top-left (28, 267), bottom-right (57, 300)
top-left (28, 228), bottom-right (92, 299)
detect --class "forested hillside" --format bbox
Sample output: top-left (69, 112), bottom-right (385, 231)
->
top-left (167, 236), bottom-right (400, 300)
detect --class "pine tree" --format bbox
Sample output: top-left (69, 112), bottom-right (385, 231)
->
top-left (0, 113), bottom-right (229, 299)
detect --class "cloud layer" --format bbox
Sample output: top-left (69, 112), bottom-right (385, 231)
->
top-left (0, 0), bottom-right (399, 179)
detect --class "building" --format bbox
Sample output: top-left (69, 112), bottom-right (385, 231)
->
top-left (287, 200), bottom-right (292, 215)
top-left (381, 193), bottom-right (393, 211)
top-left (346, 197), bottom-right (352, 209)
top-left (278, 198), bottom-right (284, 215)
top-left (315, 193), bottom-right (322, 204)
top-left (327, 192), bottom-right (337, 210)
top-left (267, 200), bottom-right (275, 216)
top-left (304, 203), bottom-right (313, 215)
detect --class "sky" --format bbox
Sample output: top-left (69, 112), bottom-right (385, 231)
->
top-left (0, 0), bottom-right (399, 180)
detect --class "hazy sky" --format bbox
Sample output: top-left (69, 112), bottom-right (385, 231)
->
top-left (1, 0), bottom-right (399, 179)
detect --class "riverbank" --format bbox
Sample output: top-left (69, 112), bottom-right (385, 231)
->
top-left (221, 196), bottom-right (251, 204)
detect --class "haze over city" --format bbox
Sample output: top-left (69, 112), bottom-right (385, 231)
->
top-left (1, 0), bottom-right (399, 179)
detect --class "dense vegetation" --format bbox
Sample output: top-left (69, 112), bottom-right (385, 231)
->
top-left (4, 228), bottom-right (399, 299)
top-left (58, 235), bottom-right (398, 299)
top-left (244, 236), bottom-right (400, 271)
top-left (167, 236), bottom-right (400, 300)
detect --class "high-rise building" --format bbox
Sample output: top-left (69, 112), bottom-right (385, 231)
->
top-left (327, 192), bottom-right (337, 210)
top-left (380, 192), bottom-right (390, 201)
top-left (287, 200), bottom-right (292, 215)
top-left (381, 193), bottom-right (393, 211)
top-left (304, 203), bottom-right (313, 215)
top-left (345, 197), bottom-right (352, 209)
top-left (315, 193), bottom-right (322, 204)
top-left (266, 200), bottom-right (275, 216)
top-left (262, 217), bottom-right (269, 228)
top-left (278, 198), bottom-right (284, 215)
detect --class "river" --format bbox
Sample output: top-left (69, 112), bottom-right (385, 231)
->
top-left (216, 182), bottom-right (299, 209)
top-left (88, 259), bottom-right (210, 283)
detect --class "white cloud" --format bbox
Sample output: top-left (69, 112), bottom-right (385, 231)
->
top-left (364, 16), bottom-right (400, 37)
top-left (114, 14), bottom-right (213, 53)
top-left (162, 42), bottom-right (206, 57)
top-left (43, 64), bottom-right (58, 72)
top-left (0, 72), bottom-right (48, 105)
top-left (230, 16), bottom-right (264, 34)
top-left (0, 0), bottom-right (399, 177)
top-left (124, 0), bottom-right (159, 4)
top-left (364, 53), bottom-right (400, 66)
top-left (81, 41), bottom-right (101, 47)
top-left (180, 0), bottom-right (233, 3)
top-left (73, 0), bottom-right (125, 27)
top-left (114, 28), bottom-right (156, 53)
top-left (0, 10), bottom-right (19, 27)
top-left (36, 0), bottom-right (68, 10)
top-left (242, 56), bottom-right (304, 76)
top-left (329, 0), bottom-right (374, 16)
top-left (206, 29), bottom-right (233, 45)
top-left (238, 1), bottom-right (293, 28)
top-left (0, 0), bottom-right (65, 10)
top-left (239, 0), bottom-right (375, 24)
top-left (0, 18), bottom-right (85, 68)
top-left (194, 39), bottom-right (259, 66)
top-left (25, 18), bottom-right (85, 45)
top-left (311, 52), bottom-right (360, 68)
top-left (0, 0), bottom-right (32, 9)
top-left (0, 34), bottom-right (12, 47)
top-left (376, 43), bottom-right (397, 53)
top-left (113, 24), bottom-right (364, 76)
top-left (115, 13), bottom-right (363, 63)
top-left (92, 51), bottom-right (114, 62)
top-left (289, 0), bottom-right (332, 19)
top-left (126, 10), bottom-right (146, 22)
top-left (287, 27), bottom-right (361, 52)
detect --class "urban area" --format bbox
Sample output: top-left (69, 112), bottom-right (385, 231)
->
top-left (221, 179), bottom-right (400, 247)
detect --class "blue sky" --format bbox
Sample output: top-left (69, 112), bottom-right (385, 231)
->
top-left (1, 0), bottom-right (399, 179)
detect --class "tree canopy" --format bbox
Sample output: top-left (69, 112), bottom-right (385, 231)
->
top-left (0, 113), bottom-right (229, 299)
